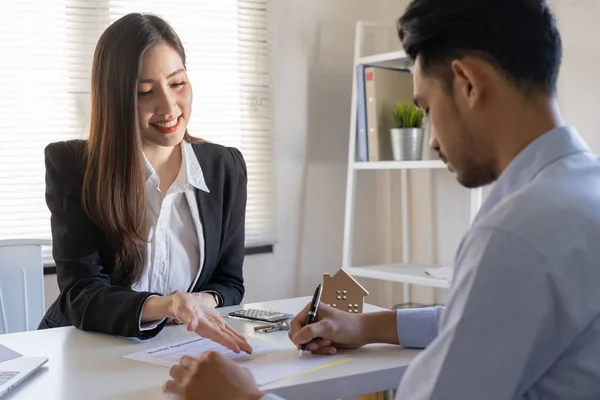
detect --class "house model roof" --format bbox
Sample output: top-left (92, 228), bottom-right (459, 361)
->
top-left (323, 268), bottom-right (369, 296)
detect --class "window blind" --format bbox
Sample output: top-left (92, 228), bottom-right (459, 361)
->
top-left (0, 0), bottom-right (275, 262)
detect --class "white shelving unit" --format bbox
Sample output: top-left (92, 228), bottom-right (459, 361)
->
top-left (344, 263), bottom-right (451, 289)
top-left (358, 50), bottom-right (412, 69)
top-left (352, 160), bottom-right (446, 170)
top-left (342, 22), bottom-right (482, 304)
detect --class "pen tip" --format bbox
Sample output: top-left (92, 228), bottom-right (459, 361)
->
top-left (298, 349), bottom-right (303, 358)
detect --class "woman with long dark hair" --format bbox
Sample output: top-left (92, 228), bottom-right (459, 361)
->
top-left (39, 13), bottom-right (251, 353)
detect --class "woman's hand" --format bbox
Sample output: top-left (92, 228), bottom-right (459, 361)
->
top-left (167, 292), bottom-right (215, 325)
top-left (169, 291), bottom-right (253, 354)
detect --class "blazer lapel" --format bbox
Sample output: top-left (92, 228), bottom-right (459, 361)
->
top-left (184, 142), bottom-right (216, 292)
top-left (191, 186), bottom-right (218, 289)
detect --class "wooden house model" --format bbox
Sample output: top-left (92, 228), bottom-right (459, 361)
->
top-left (322, 269), bottom-right (369, 313)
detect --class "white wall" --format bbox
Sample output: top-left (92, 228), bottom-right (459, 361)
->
top-left (44, 274), bottom-right (58, 311)
top-left (245, 0), bottom-right (421, 303)
top-left (554, 0), bottom-right (600, 152)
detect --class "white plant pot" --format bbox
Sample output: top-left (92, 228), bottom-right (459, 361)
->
top-left (390, 128), bottom-right (424, 161)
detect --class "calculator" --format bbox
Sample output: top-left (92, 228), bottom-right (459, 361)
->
top-left (227, 308), bottom-right (294, 323)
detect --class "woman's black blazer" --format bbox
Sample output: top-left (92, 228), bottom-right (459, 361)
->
top-left (39, 139), bottom-right (247, 339)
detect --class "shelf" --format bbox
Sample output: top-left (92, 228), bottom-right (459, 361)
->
top-left (357, 50), bottom-right (412, 69)
top-left (353, 160), bottom-right (446, 170)
top-left (343, 263), bottom-right (451, 289)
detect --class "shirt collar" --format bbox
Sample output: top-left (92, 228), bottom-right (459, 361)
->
top-left (142, 152), bottom-right (156, 183)
top-left (476, 125), bottom-right (590, 222)
top-left (182, 140), bottom-right (210, 193)
top-left (142, 141), bottom-right (210, 193)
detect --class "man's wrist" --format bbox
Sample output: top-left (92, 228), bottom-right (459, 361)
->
top-left (358, 310), bottom-right (399, 345)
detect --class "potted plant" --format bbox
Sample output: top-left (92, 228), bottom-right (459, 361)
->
top-left (390, 102), bottom-right (425, 161)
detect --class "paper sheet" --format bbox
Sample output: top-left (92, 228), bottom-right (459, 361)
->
top-left (244, 348), bottom-right (348, 386)
top-left (0, 344), bottom-right (22, 363)
top-left (124, 337), bottom-right (282, 368)
top-left (124, 336), bottom-right (348, 386)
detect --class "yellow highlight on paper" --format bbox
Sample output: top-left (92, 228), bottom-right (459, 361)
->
top-left (284, 357), bottom-right (353, 379)
top-left (245, 335), bottom-right (354, 380)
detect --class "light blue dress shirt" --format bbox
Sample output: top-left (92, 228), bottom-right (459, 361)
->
top-left (263, 125), bottom-right (600, 399)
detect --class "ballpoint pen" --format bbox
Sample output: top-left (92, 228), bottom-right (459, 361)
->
top-left (299, 283), bottom-right (323, 358)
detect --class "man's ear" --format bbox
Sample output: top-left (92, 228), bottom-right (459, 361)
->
top-left (450, 58), bottom-right (483, 109)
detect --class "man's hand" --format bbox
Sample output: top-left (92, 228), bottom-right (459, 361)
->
top-left (163, 353), bottom-right (264, 400)
top-left (288, 302), bottom-right (368, 355)
top-left (169, 291), bottom-right (253, 355)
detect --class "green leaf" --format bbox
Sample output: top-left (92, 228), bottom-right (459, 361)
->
top-left (391, 101), bottom-right (424, 128)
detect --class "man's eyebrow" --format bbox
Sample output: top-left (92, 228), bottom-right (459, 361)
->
top-left (139, 68), bottom-right (185, 84)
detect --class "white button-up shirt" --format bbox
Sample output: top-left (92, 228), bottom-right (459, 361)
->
top-left (132, 141), bottom-right (210, 296)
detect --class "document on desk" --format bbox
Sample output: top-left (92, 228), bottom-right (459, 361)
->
top-left (124, 336), bottom-right (348, 385)
top-left (242, 348), bottom-right (349, 386)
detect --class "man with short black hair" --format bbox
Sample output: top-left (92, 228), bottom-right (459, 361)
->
top-left (163, 1), bottom-right (600, 398)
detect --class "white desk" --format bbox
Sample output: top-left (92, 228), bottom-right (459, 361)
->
top-left (0, 297), bottom-right (419, 400)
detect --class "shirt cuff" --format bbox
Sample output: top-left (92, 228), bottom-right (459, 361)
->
top-left (260, 394), bottom-right (286, 400)
top-left (396, 306), bottom-right (443, 349)
top-left (139, 295), bottom-right (167, 331)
